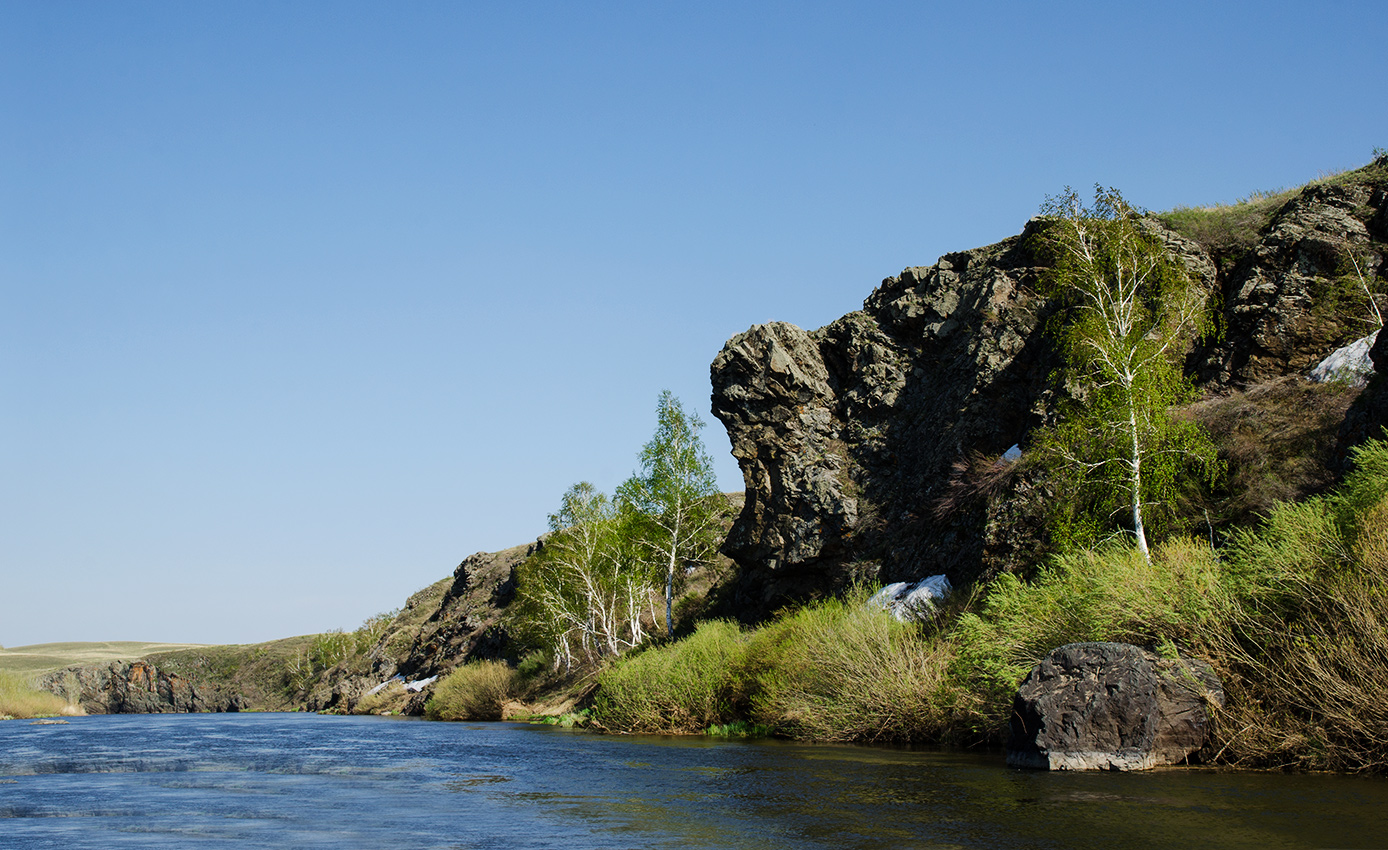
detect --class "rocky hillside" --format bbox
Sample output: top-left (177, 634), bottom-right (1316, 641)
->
top-left (37, 159), bottom-right (1388, 714)
top-left (710, 159), bottom-right (1388, 619)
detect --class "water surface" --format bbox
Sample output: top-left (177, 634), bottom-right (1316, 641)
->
top-left (0, 713), bottom-right (1383, 849)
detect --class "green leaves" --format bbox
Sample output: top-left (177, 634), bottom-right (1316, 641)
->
top-left (511, 391), bottom-right (723, 667)
top-left (1035, 186), bottom-right (1223, 557)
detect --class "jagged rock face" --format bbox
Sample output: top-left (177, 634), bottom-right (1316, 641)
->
top-left (1006, 642), bottom-right (1223, 771)
top-left (711, 233), bottom-right (1060, 610)
top-left (712, 169), bottom-right (1387, 616)
top-left (40, 661), bottom-right (243, 715)
top-left (1339, 328), bottom-right (1388, 457)
top-left (305, 543), bottom-right (532, 714)
top-left (1198, 180), bottom-right (1388, 386)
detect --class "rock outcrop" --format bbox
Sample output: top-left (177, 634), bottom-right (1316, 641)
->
top-left (711, 162), bottom-right (1388, 617)
top-left (307, 541), bottom-right (535, 713)
top-left (1005, 642), bottom-right (1224, 771)
top-left (711, 233), bottom-right (1061, 613)
top-left (1339, 327), bottom-right (1388, 457)
top-left (39, 661), bottom-right (243, 715)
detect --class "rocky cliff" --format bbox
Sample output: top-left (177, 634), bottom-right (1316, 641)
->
top-left (40, 660), bottom-right (244, 715)
top-left (711, 160), bottom-right (1388, 618)
top-left (306, 541), bottom-right (534, 713)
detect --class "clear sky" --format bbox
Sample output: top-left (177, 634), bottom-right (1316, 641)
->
top-left (3, 1), bottom-right (1385, 647)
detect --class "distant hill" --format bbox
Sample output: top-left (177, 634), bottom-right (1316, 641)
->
top-left (0, 641), bottom-right (207, 676)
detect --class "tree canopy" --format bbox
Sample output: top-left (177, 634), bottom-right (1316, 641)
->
top-left (1035, 186), bottom-right (1222, 560)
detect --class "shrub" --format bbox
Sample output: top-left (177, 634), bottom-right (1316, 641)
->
top-left (949, 537), bottom-right (1228, 736)
top-left (1207, 442), bottom-right (1388, 771)
top-left (748, 595), bottom-right (962, 743)
top-left (425, 660), bottom-right (517, 721)
top-left (353, 681), bottom-right (407, 716)
top-left (592, 620), bottom-right (751, 734)
top-left (0, 671), bottom-right (75, 719)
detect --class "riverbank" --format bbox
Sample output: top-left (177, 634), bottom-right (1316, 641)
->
top-left (0, 670), bottom-right (82, 720)
top-left (438, 438), bottom-right (1388, 773)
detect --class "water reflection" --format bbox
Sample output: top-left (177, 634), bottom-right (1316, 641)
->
top-left (0, 713), bottom-right (1384, 849)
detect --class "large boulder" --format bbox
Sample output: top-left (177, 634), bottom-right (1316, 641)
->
top-left (1006, 642), bottom-right (1224, 771)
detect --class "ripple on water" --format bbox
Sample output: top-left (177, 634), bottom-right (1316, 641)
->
top-left (1, 713), bottom-right (1386, 850)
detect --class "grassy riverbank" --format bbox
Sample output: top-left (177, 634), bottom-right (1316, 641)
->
top-left (0, 670), bottom-right (82, 719)
top-left (576, 439), bottom-right (1388, 772)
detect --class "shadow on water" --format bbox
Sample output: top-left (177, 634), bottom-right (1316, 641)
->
top-left (1, 714), bottom-right (1385, 850)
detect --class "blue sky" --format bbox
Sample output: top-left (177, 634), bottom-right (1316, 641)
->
top-left (3, 1), bottom-right (1385, 646)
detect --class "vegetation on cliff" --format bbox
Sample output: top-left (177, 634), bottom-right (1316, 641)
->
top-left (1033, 185), bottom-right (1222, 558)
top-left (592, 440), bottom-right (1388, 770)
top-left (508, 391), bottom-right (725, 671)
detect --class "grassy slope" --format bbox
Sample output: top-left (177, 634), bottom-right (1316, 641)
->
top-left (0, 641), bottom-right (209, 676)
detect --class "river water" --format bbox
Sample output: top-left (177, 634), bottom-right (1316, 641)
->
top-left (0, 713), bottom-right (1383, 849)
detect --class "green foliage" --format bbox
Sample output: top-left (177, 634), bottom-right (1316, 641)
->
top-left (592, 620), bottom-right (751, 733)
top-left (511, 391), bottom-right (721, 668)
top-left (706, 721), bottom-right (771, 738)
top-left (1156, 188), bottom-right (1296, 265)
top-left (424, 660), bottom-right (517, 721)
top-left (594, 596), bottom-right (965, 743)
top-left (1034, 185), bottom-right (1222, 557)
top-left (618, 390), bottom-right (721, 637)
top-left (746, 592), bottom-right (962, 743)
top-left (1207, 444), bottom-right (1388, 771)
top-left (510, 482), bottom-right (658, 669)
top-left (950, 538), bottom-right (1228, 732)
top-left (308, 629), bottom-right (353, 670)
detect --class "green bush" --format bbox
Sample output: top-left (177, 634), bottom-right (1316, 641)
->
top-left (949, 536), bottom-right (1228, 736)
top-left (592, 620), bottom-right (751, 734)
top-left (747, 594), bottom-right (961, 743)
top-left (425, 660), bottom-right (517, 721)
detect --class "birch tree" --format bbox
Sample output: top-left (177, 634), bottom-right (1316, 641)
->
top-left (1036, 186), bottom-right (1222, 561)
top-left (512, 482), bottom-right (659, 670)
top-left (618, 391), bottom-right (721, 637)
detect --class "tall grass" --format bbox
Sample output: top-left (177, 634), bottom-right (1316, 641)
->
top-left (748, 595), bottom-right (963, 742)
top-left (949, 537), bottom-right (1227, 737)
top-left (593, 620), bottom-right (750, 734)
top-left (1202, 441), bottom-right (1388, 771)
top-left (592, 440), bottom-right (1388, 770)
top-left (0, 671), bottom-right (77, 719)
top-left (594, 598), bottom-right (965, 742)
top-left (424, 660), bottom-right (517, 721)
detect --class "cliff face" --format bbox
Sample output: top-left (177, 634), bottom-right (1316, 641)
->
top-left (40, 661), bottom-right (244, 715)
top-left (711, 163), bottom-right (1388, 618)
top-left (307, 541), bottom-right (534, 713)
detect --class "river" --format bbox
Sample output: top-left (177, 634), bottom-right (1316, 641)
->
top-left (0, 713), bottom-right (1383, 849)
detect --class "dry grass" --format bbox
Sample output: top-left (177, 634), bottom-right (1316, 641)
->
top-left (424, 660), bottom-right (517, 721)
top-left (1188, 377), bottom-right (1360, 526)
top-left (0, 641), bottom-right (208, 676)
top-left (0, 670), bottom-right (81, 719)
top-left (931, 450), bottom-right (1021, 520)
top-left (352, 681), bottom-right (408, 715)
